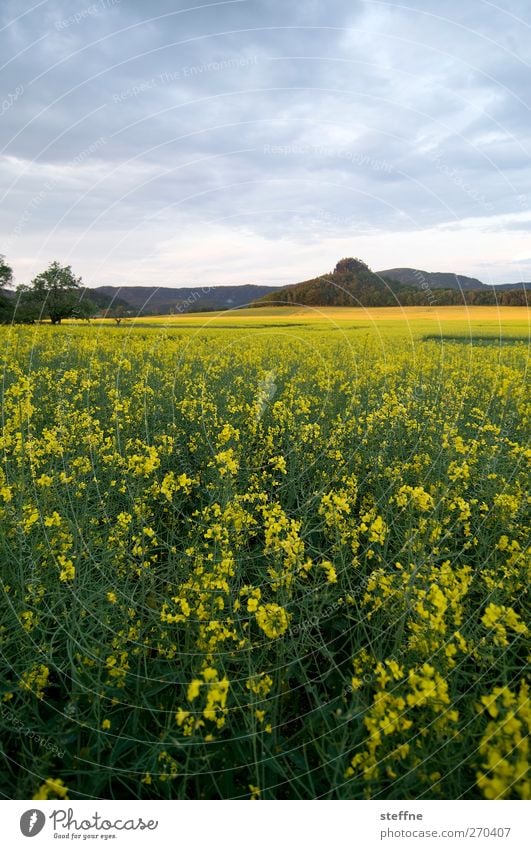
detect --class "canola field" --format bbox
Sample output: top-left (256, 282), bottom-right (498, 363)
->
top-left (0, 308), bottom-right (529, 800)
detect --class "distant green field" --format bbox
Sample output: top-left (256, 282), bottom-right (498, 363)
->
top-left (89, 305), bottom-right (530, 343)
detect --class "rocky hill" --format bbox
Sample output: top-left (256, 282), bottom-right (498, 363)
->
top-left (253, 258), bottom-right (530, 307)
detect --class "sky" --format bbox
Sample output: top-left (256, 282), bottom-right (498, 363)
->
top-left (1, 0), bottom-right (530, 288)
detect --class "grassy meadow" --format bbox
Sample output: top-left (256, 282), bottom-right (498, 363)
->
top-left (0, 306), bottom-right (529, 800)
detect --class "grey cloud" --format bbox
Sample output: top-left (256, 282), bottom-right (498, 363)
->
top-left (1, 0), bottom-right (530, 285)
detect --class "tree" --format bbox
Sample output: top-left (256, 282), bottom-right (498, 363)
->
top-left (104, 303), bottom-right (128, 325)
top-left (0, 254), bottom-right (14, 323)
top-left (0, 254), bottom-right (13, 289)
top-left (17, 261), bottom-right (95, 324)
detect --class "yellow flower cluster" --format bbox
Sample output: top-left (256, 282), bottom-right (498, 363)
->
top-left (20, 664), bottom-right (50, 699)
top-left (346, 659), bottom-right (457, 788)
top-left (1, 323), bottom-right (528, 800)
top-left (394, 484), bottom-right (434, 512)
top-left (177, 667), bottom-right (230, 733)
top-left (33, 777), bottom-right (69, 800)
top-left (476, 682), bottom-right (529, 799)
top-left (481, 603), bottom-right (528, 647)
top-left (255, 603), bottom-right (290, 639)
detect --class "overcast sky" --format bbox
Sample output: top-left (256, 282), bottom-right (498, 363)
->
top-left (1, 0), bottom-right (530, 287)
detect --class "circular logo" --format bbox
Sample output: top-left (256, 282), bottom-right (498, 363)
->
top-left (20, 810), bottom-right (46, 837)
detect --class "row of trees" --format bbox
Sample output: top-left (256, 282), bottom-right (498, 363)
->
top-left (0, 255), bottom-right (129, 324)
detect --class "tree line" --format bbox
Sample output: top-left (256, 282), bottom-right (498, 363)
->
top-left (1, 253), bottom-right (528, 323)
top-left (0, 255), bottom-right (127, 324)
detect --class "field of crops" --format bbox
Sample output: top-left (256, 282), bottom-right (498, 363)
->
top-left (0, 308), bottom-right (529, 800)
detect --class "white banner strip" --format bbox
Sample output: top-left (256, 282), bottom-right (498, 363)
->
top-left (2, 799), bottom-right (528, 848)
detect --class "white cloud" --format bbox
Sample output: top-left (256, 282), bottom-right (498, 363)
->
top-left (1, 0), bottom-right (530, 286)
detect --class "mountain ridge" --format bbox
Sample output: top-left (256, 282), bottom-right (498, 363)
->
top-left (3, 266), bottom-right (528, 317)
top-left (376, 268), bottom-right (530, 292)
top-left (252, 259), bottom-right (530, 308)
top-left (376, 268), bottom-right (485, 291)
top-left (94, 283), bottom-right (282, 314)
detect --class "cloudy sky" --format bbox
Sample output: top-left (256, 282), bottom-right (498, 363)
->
top-left (1, 0), bottom-right (530, 287)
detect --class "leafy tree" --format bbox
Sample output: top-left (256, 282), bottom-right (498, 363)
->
top-left (0, 254), bottom-right (13, 289)
top-left (0, 254), bottom-right (14, 323)
top-left (0, 296), bottom-right (12, 323)
top-left (104, 303), bottom-right (128, 325)
top-left (11, 293), bottom-right (41, 323)
top-left (17, 261), bottom-right (95, 324)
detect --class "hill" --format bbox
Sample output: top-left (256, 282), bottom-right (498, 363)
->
top-left (253, 258), bottom-right (530, 308)
top-left (378, 267), bottom-right (531, 292)
top-left (94, 284), bottom-right (281, 315)
top-left (377, 267), bottom-right (485, 291)
top-left (254, 257), bottom-right (406, 308)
